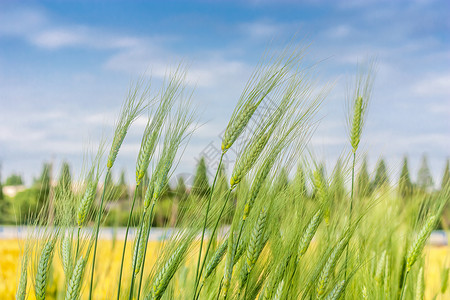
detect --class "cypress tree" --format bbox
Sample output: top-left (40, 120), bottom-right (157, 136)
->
top-left (331, 159), bottom-right (345, 202)
top-left (294, 163), bottom-right (308, 198)
top-left (56, 161), bottom-right (72, 195)
top-left (192, 157), bottom-right (210, 197)
top-left (175, 176), bottom-right (187, 201)
top-left (275, 167), bottom-right (289, 193)
top-left (372, 158), bottom-right (389, 190)
top-left (214, 163), bottom-right (228, 197)
top-left (357, 157), bottom-right (370, 198)
top-left (398, 156), bottom-right (413, 199)
top-left (34, 162), bottom-right (52, 208)
top-left (117, 169), bottom-right (129, 200)
top-left (0, 163), bottom-right (6, 221)
top-left (5, 174), bottom-right (24, 186)
top-left (441, 159), bottom-right (450, 190)
top-left (417, 154), bottom-right (433, 192)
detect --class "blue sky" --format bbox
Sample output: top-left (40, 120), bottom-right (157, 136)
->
top-left (0, 0), bottom-right (449, 186)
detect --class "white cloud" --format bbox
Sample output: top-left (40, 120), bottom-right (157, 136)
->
top-left (238, 20), bottom-right (288, 39)
top-left (323, 24), bottom-right (354, 39)
top-left (413, 73), bottom-right (450, 98)
top-left (0, 7), bottom-right (47, 36)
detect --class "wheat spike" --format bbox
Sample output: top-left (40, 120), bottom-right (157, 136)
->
top-left (77, 177), bottom-right (98, 228)
top-left (133, 215), bottom-right (150, 275)
top-left (406, 215), bottom-right (436, 272)
top-left (272, 280), bottom-right (285, 300)
top-left (441, 267), bottom-right (449, 294)
top-left (35, 238), bottom-right (57, 300)
top-left (384, 254), bottom-right (390, 297)
top-left (298, 209), bottom-right (323, 257)
top-left (61, 232), bottom-right (73, 277)
top-left (149, 243), bottom-right (189, 300)
top-left (136, 72), bottom-right (183, 183)
top-left (230, 130), bottom-right (272, 188)
top-left (222, 102), bottom-right (259, 152)
top-left (107, 80), bottom-right (147, 169)
top-left (415, 267), bottom-right (424, 300)
top-left (350, 96), bottom-right (363, 152)
top-left (240, 208), bottom-right (267, 289)
top-left (362, 286), bottom-right (368, 300)
top-left (317, 234), bottom-right (349, 297)
top-left (260, 255), bottom-right (290, 300)
top-left (324, 280), bottom-right (345, 300)
top-left (65, 256), bottom-right (87, 300)
top-left (16, 254), bottom-right (28, 300)
top-left (222, 232), bottom-right (236, 298)
top-left (374, 250), bottom-right (386, 285)
top-left (202, 239), bottom-right (228, 283)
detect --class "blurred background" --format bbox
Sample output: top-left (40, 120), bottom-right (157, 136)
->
top-left (0, 0), bottom-right (449, 225)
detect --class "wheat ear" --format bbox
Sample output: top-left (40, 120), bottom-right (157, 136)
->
top-left (240, 208), bottom-right (267, 289)
top-left (350, 96), bottom-right (363, 153)
top-left (77, 177), bottom-right (98, 228)
top-left (222, 231), bottom-right (236, 299)
top-left (323, 280), bottom-right (345, 300)
top-left (298, 209), bottom-right (323, 257)
top-left (316, 234), bottom-right (349, 297)
top-left (107, 80), bottom-right (147, 169)
top-left (384, 254), bottom-right (390, 298)
top-left (202, 240), bottom-right (228, 283)
top-left (406, 215), bottom-right (436, 272)
top-left (61, 231), bottom-right (73, 278)
top-left (441, 267), bottom-right (449, 294)
top-left (132, 215), bottom-right (150, 275)
top-left (415, 266), bottom-right (424, 300)
top-left (272, 280), bottom-right (285, 300)
top-left (16, 253), bottom-right (28, 300)
top-left (148, 243), bottom-right (189, 300)
top-left (35, 238), bottom-right (57, 300)
top-left (65, 256), bottom-right (87, 300)
top-left (374, 250), bottom-right (386, 285)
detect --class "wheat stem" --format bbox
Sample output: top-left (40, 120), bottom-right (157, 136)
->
top-left (195, 188), bottom-right (233, 299)
top-left (193, 154), bottom-right (224, 298)
top-left (88, 169), bottom-right (111, 300)
top-left (116, 187), bottom-right (140, 300)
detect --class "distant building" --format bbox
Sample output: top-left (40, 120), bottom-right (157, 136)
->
top-left (2, 185), bottom-right (26, 197)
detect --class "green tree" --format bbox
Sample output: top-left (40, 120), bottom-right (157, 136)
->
top-left (372, 158), bottom-right (389, 190)
top-left (441, 159), bottom-right (450, 190)
top-left (331, 159), bottom-right (346, 202)
top-left (0, 163), bottom-right (9, 223)
top-left (417, 154), bottom-right (433, 191)
top-left (34, 163), bottom-right (52, 209)
top-left (293, 163), bottom-right (308, 198)
top-left (398, 156), bottom-right (413, 199)
top-left (0, 163), bottom-right (4, 201)
top-left (357, 157), bottom-right (371, 198)
top-left (5, 174), bottom-right (24, 186)
top-left (175, 176), bottom-right (188, 201)
top-left (214, 164), bottom-right (228, 197)
top-left (56, 161), bottom-right (72, 196)
top-left (275, 167), bottom-right (289, 194)
top-left (116, 169), bottom-right (129, 200)
top-left (191, 157), bottom-right (210, 197)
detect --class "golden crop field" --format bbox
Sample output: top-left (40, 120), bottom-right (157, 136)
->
top-left (0, 239), bottom-right (448, 300)
top-left (0, 239), bottom-right (162, 300)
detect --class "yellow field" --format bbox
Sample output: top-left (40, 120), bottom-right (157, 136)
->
top-left (0, 239), bottom-right (448, 299)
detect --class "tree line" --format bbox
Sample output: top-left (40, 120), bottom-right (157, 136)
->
top-left (0, 155), bottom-right (449, 225)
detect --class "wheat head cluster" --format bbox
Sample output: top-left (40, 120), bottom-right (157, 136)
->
top-left (14, 44), bottom-right (449, 300)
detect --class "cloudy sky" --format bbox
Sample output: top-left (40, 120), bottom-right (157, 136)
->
top-left (0, 0), bottom-right (449, 186)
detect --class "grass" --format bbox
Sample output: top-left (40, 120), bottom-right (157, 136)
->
top-left (7, 44), bottom-right (450, 300)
